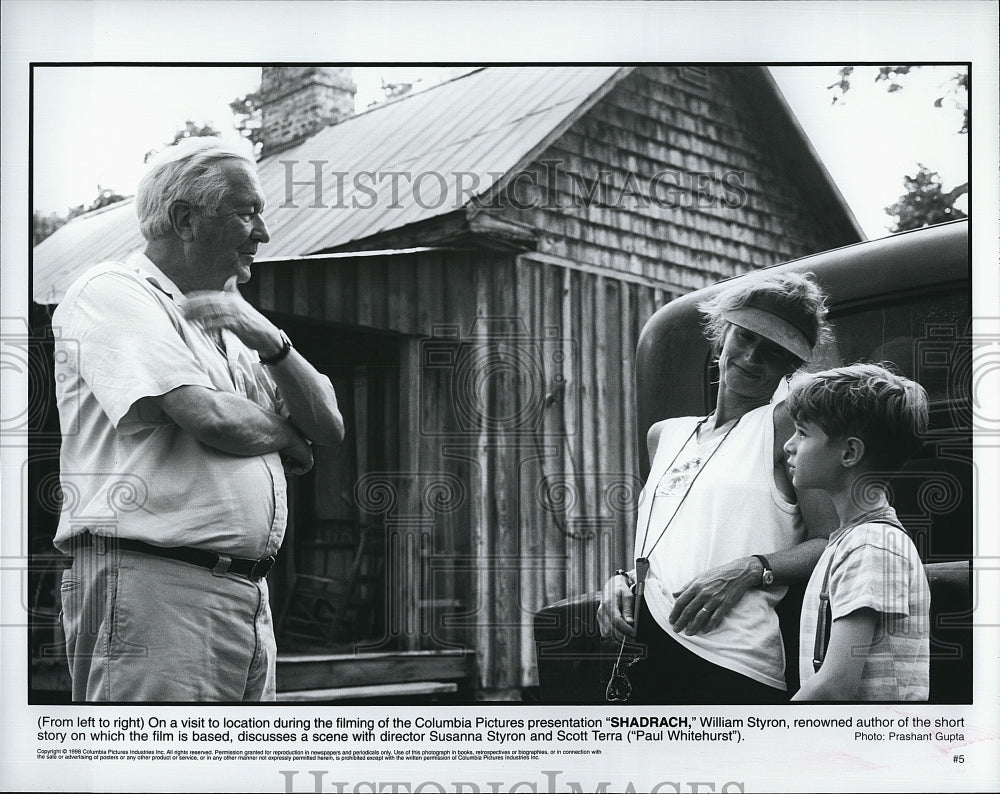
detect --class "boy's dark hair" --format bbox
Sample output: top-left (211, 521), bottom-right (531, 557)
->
top-left (786, 363), bottom-right (929, 471)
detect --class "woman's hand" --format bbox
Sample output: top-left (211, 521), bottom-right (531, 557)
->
top-left (597, 575), bottom-right (637, 643)
top-left (668, 557), bottom-right (761, 635)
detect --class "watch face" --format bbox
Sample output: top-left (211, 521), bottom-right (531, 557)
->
top-left (762, 570), bottom-right (775, 587)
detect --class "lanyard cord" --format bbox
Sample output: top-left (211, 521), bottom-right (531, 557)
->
top-left (637, 412), bottom-right (744, 562)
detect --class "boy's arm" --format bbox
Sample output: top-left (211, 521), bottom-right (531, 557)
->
top-left (792, 607), bottom-right (878, 701)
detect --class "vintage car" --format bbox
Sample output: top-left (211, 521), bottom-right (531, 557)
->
top-left (534, 219), bottom-right (972, 703)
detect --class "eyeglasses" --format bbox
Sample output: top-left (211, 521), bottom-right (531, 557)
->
top-left (605, 557), bottom-right (649, 703)
top-left (605, 635), bottom-right (639, 702)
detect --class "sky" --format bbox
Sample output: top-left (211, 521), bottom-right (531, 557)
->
top-left (31, 64), bottom-right (969, 239)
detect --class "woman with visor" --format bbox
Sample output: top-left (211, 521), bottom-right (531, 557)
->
top-left (597, 272), bottom-right (837, 704)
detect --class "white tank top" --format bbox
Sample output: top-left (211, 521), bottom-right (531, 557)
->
top-left (637, 403), bottom-right (804, 689)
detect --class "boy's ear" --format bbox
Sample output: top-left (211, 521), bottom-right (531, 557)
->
top-left (841, 436), bottom-right (866, 468)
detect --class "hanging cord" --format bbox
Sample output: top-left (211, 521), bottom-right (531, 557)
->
top-left (636, 413), bottom-right (743, 561)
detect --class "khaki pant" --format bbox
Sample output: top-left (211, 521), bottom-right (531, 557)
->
top-left (60, 538), bottom-right (276, 702)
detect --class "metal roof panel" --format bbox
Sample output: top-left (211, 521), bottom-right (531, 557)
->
top-left (34, 66), bottom-right (621, 303)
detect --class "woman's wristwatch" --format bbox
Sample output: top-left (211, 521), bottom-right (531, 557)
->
top-left (752, 554), bottom-right (775, 588)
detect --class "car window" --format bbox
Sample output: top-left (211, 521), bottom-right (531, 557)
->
top-left (821, 289), bottom-right (970, 432)
top-left (703, 287), bottom-right (969, 431)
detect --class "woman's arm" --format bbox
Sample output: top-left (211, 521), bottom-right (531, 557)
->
top-left (597, 421), bottom-right (669, 639)
top-left (773, 400), bottom-right (839, 563)
top-left (669, 403), bottom-right (838, 635)
top-left (792, 608), bottom-right (878, 701)
top-left (647, 421), bottom-right (665, 468)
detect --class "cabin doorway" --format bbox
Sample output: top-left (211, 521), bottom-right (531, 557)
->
top-left (269, 318), bottom-right (401, 652)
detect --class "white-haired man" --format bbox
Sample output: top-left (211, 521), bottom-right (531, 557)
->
top-left (53, 137), bottom-right (344, 701)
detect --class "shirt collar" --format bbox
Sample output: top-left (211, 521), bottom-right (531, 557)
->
top-left (126, 250), bottom-right (185, 301)
top-left (829, 503), bottom-right (898, 544)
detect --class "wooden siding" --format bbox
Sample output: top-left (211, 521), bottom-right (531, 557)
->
top-left (29, 67), bottom-right (863, 700)
top-left (507, 253), bottom-right (671, 690)
top-left (228, 68), bottom-right (865, 695)
top-left (245, 250), bottom-right (670, 693)
top-left (497, 66), bottom-right (851, 293)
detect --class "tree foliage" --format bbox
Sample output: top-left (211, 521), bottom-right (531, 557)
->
top-left (32, 210), bottom-right (67, 246)
top-left (884, 164), bottom-right (967, 232)
top-left (34, 121), bottom-right (220, 246)
top-left (828, 66), bottom-right (968, 232)
top-left (829, 65), bottom-right (968, 134)
top-left (378, 78), bottom-right (420, 102)
top-left (144, 120), bottom-right (221, 163)
top-left (33, 184), bottom-right (128, 246)
top-left (230, 93), bottom-right (263, 158)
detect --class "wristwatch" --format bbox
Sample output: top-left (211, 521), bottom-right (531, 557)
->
top-left (752, 555), bottom-right (775, 588)
top-left (260, 329), bottom-right (292, 365)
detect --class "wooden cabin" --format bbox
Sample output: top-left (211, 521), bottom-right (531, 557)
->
top-left (30, 65), bottom-right (862, 701)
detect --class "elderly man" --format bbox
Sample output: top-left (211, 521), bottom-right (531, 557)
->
top-left (52, 137), bottom-right (344, 701)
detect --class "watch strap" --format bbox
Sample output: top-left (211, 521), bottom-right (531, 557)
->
top-left (260, 330), bottom-right (292, 365)
top-left (752, 554), bottom-right (774, 588)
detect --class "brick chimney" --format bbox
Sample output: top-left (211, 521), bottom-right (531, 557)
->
top-left (259, 67), bottom-right (356, 156)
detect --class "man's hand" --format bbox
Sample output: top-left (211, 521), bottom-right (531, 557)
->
top-left (181, 289), bottom-right (345, 446)
top-left (280, 421), bottom-right (314, 475)
top-left (597, 575), bottom-right (637, 643)
top-left (181, 290), bottom-right (284, 358)
top-left (668, 557), bottom-right (761, 635)
top-left (151, 385), bottom-right (310, 461)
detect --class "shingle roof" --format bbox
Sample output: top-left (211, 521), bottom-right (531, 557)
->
top-left (33, 66), bottom-right (626, 303)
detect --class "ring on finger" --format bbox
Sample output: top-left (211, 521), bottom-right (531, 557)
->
top-left (699, 607), bottom-right (711, 614)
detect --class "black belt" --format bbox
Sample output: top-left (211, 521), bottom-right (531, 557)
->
top-left (83, 535), bottom-right (275, 582)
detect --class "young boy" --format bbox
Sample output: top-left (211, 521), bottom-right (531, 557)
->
top-left (783, 363), bottom-right (931, 701)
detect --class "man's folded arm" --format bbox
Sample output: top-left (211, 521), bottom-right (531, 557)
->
top-left (264, 350), bottom-right (345, 446)
top-left (147, 385), bottom-right (308, 457)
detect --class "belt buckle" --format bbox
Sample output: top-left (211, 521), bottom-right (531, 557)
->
top-left (249, 556), bottom-right (275, 581)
